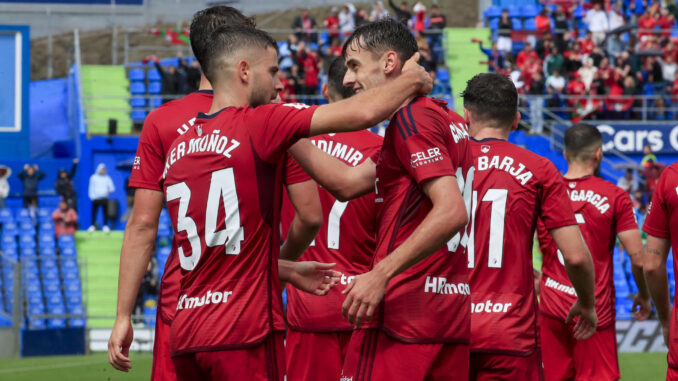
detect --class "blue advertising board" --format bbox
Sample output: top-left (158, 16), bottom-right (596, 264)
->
top-left (0, 25), bottom-right (30, 158)
top-left (552, 123), bottom-right (678, 155)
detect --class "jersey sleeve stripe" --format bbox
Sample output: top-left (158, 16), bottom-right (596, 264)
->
top-left (394, 114), bottom-right (409, 140)
top-left (405, 105), bottom-right (419, 134)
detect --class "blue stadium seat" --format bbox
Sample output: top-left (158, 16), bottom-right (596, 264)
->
top-left (25, 279), bottom-right (41, 294)
top-left (484, 5), bottom-right (503, 20)
top-left (41, 258), bottom-right (58, 269)
top-left (28, 318), bottom-right (46, 329)
top-left (19, 221), bottom-right (35, 236)
top-left (1, 234), bottom-right (16, 247)
top-left (511, 18), bottom-right (522, 30)
top-left (23, 267), bottom-right (39, 282)
top-left (160, 57), bottom-right (180, 66)
top-left (520, 5), bottom-right (540, 18)
top-left (523, 18), bottom-right (537, 31)
top-left (40, 247), bottom-right (56, 257)
top-left (61, 259), bottom-right (77, 270)
top-left (62, 268), bottom-right (79, 282)
top-left (43, 279), bottom-right (61, 294)
top-left (148, 81), bottom-right (162, 95)
top-left (130, 81), bottom-right (146, 95)
top-left (48, 318), bottom-right (66, 329)
top-left (128, 68), bottom-right (145, 81)
top-left (436, 68), bottom-right (450, 83)
top-left (148, 68), bottom-right (162, 81)
top-left (60, 247), bottom-right (76, 257)
top-left (38, 234), bottom-right (55, 248)
top-left (157, 222), bottom-right (171, 238)
top-left (38, 221), bottom-right (54, 231)
top-left (507, 6), bottom-right (521, 18)
top-left (0, 209), bottom-right (13, 224)
top-left (36, 208), bottom-right (50, 221)
top-left (2, 222), bottom-right (18, 236)
top-left (130, 97), bottom-right (147, 108)
top-left (57, 234), bottom-right (74, 246)
top-left (63, 281), bottom-right (81, 295)
top-left (573, 5), bottom-right (583, 18)
top-left (489, 18), bottom-right (500, 31)
top-left (151, 97), bottom-right (163, 109)
top-left (19, 235), bottom-right (35, 249)
top-left (15, 208), bottom-right (32, 223)
top-left (42, 269), bottom-right (60, 283)
top-left (131, 110), bottom-right (147, 121)
top-left (69, 318), bottom-right (86, 327)
top-left (46, 292), bottom-right (63, 306)
top-left (27, 300), bottom-right (44, 315)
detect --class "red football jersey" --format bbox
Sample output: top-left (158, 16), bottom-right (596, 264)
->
top-left (538, 176), bottom-right (637, 330)
top-left (128, 91), bottom-right (213, 325)
top-left (642, 163), bottom-right (678, 367)
top-left (469, 139), bottom-right (577, 355)
top-left (161, 103), bottom-right (317, 355)
top-left (281, 130), bottom-right (383, 331)
top-left (371, 97), bottom-right (474, 343)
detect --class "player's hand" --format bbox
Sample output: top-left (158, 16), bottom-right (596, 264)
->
top-left (289, 261), bottom-right (340, 296)
top-left (108, 317), bottom-right (134, 372)
top-left (566, 300), bottom-right (597, 341)
top-left (402, 52), bottom-right (433, 96)
top-left (631, 294), bottom-right (652, 321)
top-left (342, 269), bottom-right (389, 328)
top-left (533, 269), bottom-right (542, 298)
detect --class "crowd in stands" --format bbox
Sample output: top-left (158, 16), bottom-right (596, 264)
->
top-left (482, 0), bottom-right (678, 130)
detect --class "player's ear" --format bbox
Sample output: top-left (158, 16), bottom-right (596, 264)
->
top-left (321, 83), bottom-right (330, 101)
top-left (594, 146), bottom-right (603, 162)
top-left (463, 108), bottom-right (471, 126)
top-left (510, 112), bottom-right (521, 132)
top-left (383, 51), bottom-right (399, 75)
top-left (237, 60), bottom-right (251, 84)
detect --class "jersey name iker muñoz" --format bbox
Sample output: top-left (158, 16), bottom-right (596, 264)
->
top-left (161, 103), bottom-right (316, 355)
top-left (469, 138), bottom-right (576, 355)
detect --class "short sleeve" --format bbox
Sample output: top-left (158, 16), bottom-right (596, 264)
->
top-left (538, 163), bottom-right (577, 230)
top-left (129, 115), bottom-right (164, 191)
top-left (614, 188), bottom-right (639, 234)
top-left (393, 105), bottom-right (457, 184)
top-left (284, 154), bottom-right (311, 185)
top-left (643, 175), bottom-right (670, 238)
top-left (252, 103), bottom-right (318, 163)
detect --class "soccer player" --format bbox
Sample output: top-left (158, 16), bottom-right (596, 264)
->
top-left (289, 19), bottom-right (474, 380)
top-left (537, 123), bottom-right (651, 381)
top-left (161, 24), bottom-right (431, 379)
top-left (462, 73), bottom-right (597, 380)
top-left (281, 57), bottom-right (383, 381)
top-left (642, 162), bottom-right (678, 380)
top-left (107, 7), bottom-right (325, 379)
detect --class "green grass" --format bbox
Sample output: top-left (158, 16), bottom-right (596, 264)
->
top-left (0, 352), bottom-right (152, 381)
top-left (0, 352), bottom-right (665, 380)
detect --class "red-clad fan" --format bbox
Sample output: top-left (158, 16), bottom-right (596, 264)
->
top-left (281, 57), bottom-right (383, 381)
top-left (537, 124), bottom-right (652, 381)
top-left (643, 162), bottom-right (678, 381)
top-left (461, 73), bottom-right (597, 381)
top-left (290, 20), bottom-right (474, 380)
top-left (159, 23), bottom-right (433, 380)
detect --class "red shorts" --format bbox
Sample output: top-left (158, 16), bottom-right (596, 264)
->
top-left (286, 329), bottom-right (352, 381)
top-left (470, 350), bottom-right (543, 381)
top-left (541, 315), bottom-right (619, 381)
top-left (668, 364), bottom-right (678, 381)
top-left (171, 332), bottom-right (285, 381)
top-left (342, 328), bottom-right (469, 381)
top-left (151, 316), bottom-right (177, 381)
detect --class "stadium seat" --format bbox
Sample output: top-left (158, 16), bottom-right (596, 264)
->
top-left (507, 6), bottom-right (521, 18)
top-left (15, 208), bottom-right (32, 223)
top-left (39, 247), bottom-right (56, 257)
top-left (130, 97), bottom-right (147, 108)
top-left (1, 234), bottom-right (16, 247)
top-left (160, 57), bottom-right (180, 66)
top-left (2, 222), bottom-right (18, 236)
top-left (48, 318), bottom-right (66, 329)
top-left (520, 5), bottom-right (540, 18)
top-left (63, 281), bottom-right (81, 295)
top-left (19, 221), bottom-right (35, 236)
top-left (69, 318), bottom-right (86, 327)
top-left (489, 18), bottom-right (500, 31)
top-left (46, 292), bottom-right (63, 306)
top-left (27, 300), bottom-right (44, 315)
top-left (19, 235), bottom-right (36, 249)
top-left (39, 234), bottom-right (55, 248)
top-left (42, 269), bottom-right (60, 282)
top-left (130, 81), bottom-right (146, 95)
top-left (151, 97), bottom-right (163, 109)
top-left (128, 68), bottom-right (145, 81)
top-left (148, 68), bottom-right (162, 81)
top-left (523, 18), bottom-right (537, 31)
top-left (57, 234), bottom-right (74, 246)
top-left (43, 279), bottom-right (60, 294)
top-left (484, 5), bottom-right (502, 20)
top-left (28, 318), bottom-right (46, 329)
top-left (436, 68), bottom-right (450, 83)
top-left (62, 268), bottom-right (79, 282)
top-left (511, 18), bottom-right (522, 30)
top-left (60, 247), bottom-right (76, 257)
top-left (148, 81), bottom-right (162, 95)
top-left (61, 259), bottom-right (77, 270)
top-left (23, 267), bottom-right (39, 282)
top-left (0, 209), bottom-right (13, 224)
top-left (25, 279), bottom-right (41, 294)
top-left (36, 208), bottom-right (50, 221)
top-left (41, 258), bottom-right (58, 270)
top-left (131, 110), bottom-right (147, 121)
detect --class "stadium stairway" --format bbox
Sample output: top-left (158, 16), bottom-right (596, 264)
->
top-left (80, 65), bottom-right (133, 135)
top-left (75, 231), bottom-right (123, 328)
top-left (444, 28), bottom-right (490, 112)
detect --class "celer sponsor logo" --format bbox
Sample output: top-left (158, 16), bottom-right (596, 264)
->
top-left (544, 276), bottom-right (577, 296)
top-left (411, 147), bottom-right (443, 168)
top-left (176, 290), bottom-right (233, 311)
top-left (471, 300), bottom-right (512, 313)
top-left (340, 273), bottom-right (355, 285)
top-left (424, 276), bottom-right (470, 295)
top-left (567, 189), bottom-right (610, 214)
top-left (476, 154), bottom-right (533, 185)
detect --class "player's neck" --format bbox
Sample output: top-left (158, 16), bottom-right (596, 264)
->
top-left (198, 74), bottom-right (212, 91)
top-left (208, 86), bottom-right (249, 114)
top-left (564, 162), bottom-right (595, 179)
top-left (470, 126), bottom-right (510, 141)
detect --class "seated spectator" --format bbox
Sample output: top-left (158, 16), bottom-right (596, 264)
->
top-left (0, 165), bottom-right (10, 210)
top-left (608, 3), bottom-right (625, 31)
top-left (578, 58), bottom-right (598, 91)
top-left (339, 3), bottom-right (357, 37)
top-left (19, 164), bottom-right (45, 216)
top-left (535, 33), bottom-right (553, 60)
top-left (658, 55), bottom-right (678, 85)
top-left (528, 71), bottom-right (546, 133)
top-left (665, 41), bottom-right (678, 63)
top-left (578, 31), bottom-right (596, 56)
top-left (535, 8), bottom-right (552, 35)
top-left (55, 158), bottom-right (78, 211)
top-left (617, 169), bottom-right (639, 194)
top-left (496, 9), bottom-right (512, 54)
top-left (412, 2), bottom-right (427, 32)
top-left (546, 68), bottom-right (566, 93)
top-left (184, 60), bottom-right (201, 93)
top-left (598, 57), bottom-right (617, 87)
top-left (88, 163), bottom-right (115, 233)
top-left (370, 1), bottom-right (390, 21)
top-left (563, 42), bottom-right (583, 73)
top-left (656, 8), bottom-right (675, 40)
top-left (389, 0), bottom-right (412, 25)
top-left (417, 38), bottom-right (435, 72)
top-left (133, 260), bottom-right (158, 325)
top-left (584, 2), bottom-right (609, 45)
top-left (637, 9), bottom-right (655, 40)
top-left (292, 9), bottom-right (317, 44)
top-left (153, 58), bottom-right (181, 104)
top-left (324, 8), bottom-right (340, 39)
top-left (641, 144), bottom-right (657, 168)
top-left (545, 47), bottom-right (564, 76)
top-left (52, 200), bottom-right (78, 238)
top-left (355, 7), bottom-right (370, 27)
top-left (516, 43), bottom-right (539, 70)
top-left (553, 6), bottom-right (570, 52)
top-left (426, 4), bottom-right (446, 62)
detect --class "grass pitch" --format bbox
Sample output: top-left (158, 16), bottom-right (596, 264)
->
top-left (0, 351), bottom-right (667, 380)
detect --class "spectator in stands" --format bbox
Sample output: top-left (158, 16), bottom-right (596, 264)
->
top-left (184, 60), bottom-right (201, 93)
top-left (370, 1), bottom-right (390, 21)
top-left (133, 259), bottom-right (158, 325)
top-left (579, 31), bottom-right (596, 57)
top-left (497, 9), bottom-right (512, 54)
top-left (153, 58), bottom-right (180, 104)
top-left (535, 8), bottom-right (552, 35)
top-left (553, 6), bottom-right (570, 52)
top-left (617, 168), bottom-right (639, 194)
top-left (339, 3), bottom-right (357, 37)
top-left (121, 177), bottom-right (135, 223)
top-left (641, 144), bottom-right (657, 168)
top-left (389, 0), bottom-right (412, 25)
top-left (658, 55), bottom-right (678, 85)
top-left (417, 38), bottom-right (435, 72)
top-left (425, 4), bottom-right (446, 62)
top-left (292, 8), bottom-right (318, 44)
top-left (55, 158), bottom-right (78, 211)
top-left (563, 41), bottom-right (584, 73)
top-left (88, 163), bottom-right (114, 233)
top-left (412, 2), bottom-right (427, 32)
top-left (528, 71), bottom-right (546, 133)
top-left (545, 46), bottom-right (564, 76)
top-left (578, 58), bottom-right (598, 91)
top-left (546, 68), bottom-right (566, 94)
top-left (608, 3), bottom-right (625, 31)
top-left (0, 165), bottom-right (10, 210)
top-left (18, 164), bottom-right (45, 216)
top-left (584, 2), bottom-right (609, 46)
top-left (645, 164), bottom-right (662, 201)
top-left (355, 7), bottom-right (370, 27)
top-left (295, 41), bottom-right (320, 104)
top-left (52, 200), bottom-right (78, 238)
top-left (516, 42), bottom-right (539, 70)
top-left (324, 8), bottom-right (340, 39)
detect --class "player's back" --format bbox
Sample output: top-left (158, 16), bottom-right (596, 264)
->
top-left (469, 138), bottom-right (575, 354)
top-left (129, 90), bottom-right (214, 325)
top-left (538, 175), bottom-right (637, 329)
top-left (281, 130), bottom-right (382, 331)
top-left (161, 103), bottom-right (316, 356)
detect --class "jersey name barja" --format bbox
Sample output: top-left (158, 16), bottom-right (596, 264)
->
top-left (162, 128), bottom-right (241, 179)
top-left (567, 189), bottom-right (610, 214)
top-left (476, 154), bottom-right (533, 185)
top-left (310, 138), bottom-right (364, 167)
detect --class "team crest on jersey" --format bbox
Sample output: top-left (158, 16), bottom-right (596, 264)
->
top-left (569, 182), bottom-right (577, 188)
top-left (481, 145), bottom-right (490, 153)
top-left (196, 124), bottom-right (203, 136)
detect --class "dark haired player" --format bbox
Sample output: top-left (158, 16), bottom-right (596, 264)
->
top-left (290, 19), bottom-right (474, 380)
top-left (642, 162), bottom-right (678, 380)
top-left (108, 7), bottom-right (325, 379)
top-left (537, 123), bottom-right (651, 381)
top-left (461, 73), bottom-right (597, 380)
top-left (281, 57), bottom-right (383, 381)
top-left (161, 24), bottom-right (431, 379)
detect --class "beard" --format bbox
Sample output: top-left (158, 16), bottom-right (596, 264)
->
top-left (250, 75), bottom-right (276, 108)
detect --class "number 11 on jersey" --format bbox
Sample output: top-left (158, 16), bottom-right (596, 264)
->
top-left (466, 188), bottom-right (509, 269)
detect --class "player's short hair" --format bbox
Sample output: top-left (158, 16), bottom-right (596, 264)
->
top-left (461, 73), bottom-right (517, 129)
top-left (342, 19), bottom-right (418, 65)
top-left (327, 57), bottom-right (354, 100)
top-left (202, 25), bottom-right (278, 85)
top-left (190, 6), bottom-right (255, 74)
top-left (564, 123), bottom-right (603, 162)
